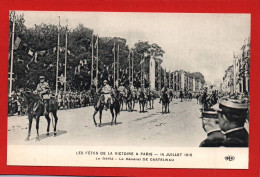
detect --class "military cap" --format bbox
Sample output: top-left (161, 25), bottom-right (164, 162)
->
top-left (201, 110), bottom-right (218, 119)
top-left (39, 76), bottom-right (45, 79)
top-left (103, 80), bottom-right (108, 83)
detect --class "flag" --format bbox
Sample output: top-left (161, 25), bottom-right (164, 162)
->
top-left (140, 58), bottom-right (145, 64)
top-left (13, 36), bottom-right (21, 50)
top-left (80, 60), bottom-right (84, 66)
top-left (34, 52), bottom-right (38, 63)
top-left (38, 50), bottom-right (46, 55)
top-left (28, 49), bottom-right (34, 56)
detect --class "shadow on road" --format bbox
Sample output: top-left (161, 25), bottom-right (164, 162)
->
top-left (31, 130), bottom-right (67, 141)
top-left (134, 113), bottom-right (159, 121)
top-left (98, 122), bottom-right (123, 127)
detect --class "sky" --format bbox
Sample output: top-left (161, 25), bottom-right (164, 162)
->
top-left (15, 11), bottom-right (250, 83)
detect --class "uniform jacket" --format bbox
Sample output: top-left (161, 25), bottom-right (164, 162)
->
top-left (199, 130), bottom-right (225, 147)
top-left (222, 128), bottom-right (248, 147)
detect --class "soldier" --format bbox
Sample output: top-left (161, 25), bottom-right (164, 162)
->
top-left (35, 76), bottom-right (50, 115)
top-left (118, 82), bottom-right (126, 97)
top-left (199, 110), bottom-right (225, 147)
top-left (57, 90), bottom-right (63, 110)
top-left (99, 80), bottom-right (113, 110)
top-left (214, 96), bottom-right (249, 147)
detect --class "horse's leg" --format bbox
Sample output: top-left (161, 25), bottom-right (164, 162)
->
top-left (168, 103), bottom-right (170, 113)
top-left (162, 102), bottom-right (164, 114)
top-left (93, 108), bottom-right (98, 127)
top-left (45, 114), bottom-right (51, 136)
top-left (35, 115), bottom-right (40, 141)
top-left (139, 101), bottom-right (141, 113)
top-left (52, 111), bottom-right (59, 136)
top-left (110, 106), bottom-right (114, 126)
top-left (99, 108), bottom-right (102, 127)
top-left (25, 114), bottom-right (33, 141)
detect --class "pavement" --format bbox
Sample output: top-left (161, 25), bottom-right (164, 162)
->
top-left (8, 99), bottom-right (208, 147)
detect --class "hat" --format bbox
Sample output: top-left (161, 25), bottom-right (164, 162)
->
top-left (39, 76), bottom-right (45, 79)
top-left (213, 96), bottom-right (249, 116)
top-left (201, 110), bottom-right (218, 119)
top-left (104, 80), bottom-right (108, 83)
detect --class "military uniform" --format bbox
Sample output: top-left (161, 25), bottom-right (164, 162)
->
top-left (101, 84), bottom-right (113, 104)
top-left (199, 110), bottom-right (224, 147)
top-left (36, 76), bottom-right (50, 115)
top-left (118, 85), bottom-right (126, 97)
top-left (213, 95), bottom-right (249, 147)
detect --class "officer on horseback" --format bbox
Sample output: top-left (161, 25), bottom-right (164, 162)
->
top-left (100, 79), bottom-right (113, 110)
top-left (35, 75), bottom-right (50, 115)
top-left (118, 82), bottom-right (126, 96)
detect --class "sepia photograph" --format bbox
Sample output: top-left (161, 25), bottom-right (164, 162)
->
top-left (7, 11), bottom-right (250, 168)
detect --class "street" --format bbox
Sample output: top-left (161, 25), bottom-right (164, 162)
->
top-left (8, 99), bottom-right (207, 147)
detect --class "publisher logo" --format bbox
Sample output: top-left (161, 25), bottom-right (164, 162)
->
top-left (225, 155), bottom-right (235, 161)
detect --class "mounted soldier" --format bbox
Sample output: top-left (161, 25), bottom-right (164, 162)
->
top-left (35, 75), bottom-right (50, 115)
top-left (118, 82), bottom-right (126, 97)
top-left (98, 80), bottom-right (114, 110)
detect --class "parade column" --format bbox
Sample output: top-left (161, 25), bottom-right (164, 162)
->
top-left (149, 54), bottom-right (156, 90)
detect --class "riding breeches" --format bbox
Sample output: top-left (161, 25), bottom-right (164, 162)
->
top-left (104, 94), bottom-right (113, 104)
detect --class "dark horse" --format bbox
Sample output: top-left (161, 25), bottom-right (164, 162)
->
top-left (160, 91), bottom-right (170, 114)
top-left (138, 90), bottom-right (146, 113)
top-left (20, 91), bottom-right (58, 141)
top-left (126, 89), bottom-right (133, 112)
top-left (93, 91), bottom-right (120, 127)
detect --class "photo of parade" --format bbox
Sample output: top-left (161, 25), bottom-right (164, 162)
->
top-left (8, 11), bottom-right (250, 147)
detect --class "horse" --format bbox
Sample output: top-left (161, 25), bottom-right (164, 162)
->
top-left (92, 90), bottom-right (120, 127)
top-left (131, 91), bottom-right (138, 111)
top-left (19, 91), bottom-right (59, 141)
top-left (125, 89), bottom-right (133, 112)
top-left (138, 90), bottom-right (146, 113)
top-left (169, 90), bottom-right (173, 102)
top-left (147, 91), bottom-right (154, 109)
top-left (160, 91), bottom-right (170, 114)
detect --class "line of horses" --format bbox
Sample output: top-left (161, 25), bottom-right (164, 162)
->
top-left (16, 88), bottom-right (173, 141)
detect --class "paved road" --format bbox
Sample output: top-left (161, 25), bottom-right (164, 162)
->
top-left (8, 99), bottom-right (207, 147)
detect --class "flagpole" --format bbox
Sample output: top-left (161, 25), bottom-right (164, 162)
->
top-left (128, 50), bottom-right (131, 84)
top-left (64, 19), bottom-right (68, 92)
top-left (169, 70), bottom-right (171, 89)
top-left (159, 65), bottom-right (161, 95)
top-left (131, 51), bottom-right (134, 85)
top-left (91, 34), bottom-right (94, 86)
top-left (141, 55), bottom-right (143, 88)
top-left (164, 68), bottom-right (166, 88)
top-left (96, 36), bottom-right (99, 92)
top-left (113, 42), bottom-right (115, 88)
top-left (9, 11), bottom-right (15, 96)
top-left (233, 53), bottom-right (236, 93)
top-left (117, 44), bottom-right (119, 87)
top-left (142, 56), bottom-right (145, 89)
top-left (55, 16), bottom-right (60, 97)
